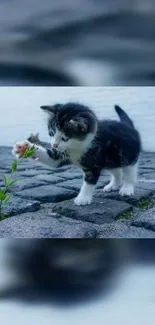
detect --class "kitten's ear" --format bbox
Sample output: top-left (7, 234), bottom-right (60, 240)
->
top-left (36, 133), bottom-right (39, 139)
top-left (68, 118), bottom-right (88, 133)
top-left (40, 105), bottom-right (55, 117)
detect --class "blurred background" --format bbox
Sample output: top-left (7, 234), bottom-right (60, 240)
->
top-left (0, 0), bottom-right (155, 86)
top-left (0, 239), bottom-right (155, 325)
top-left (1, 87), bottom-right (155, 152)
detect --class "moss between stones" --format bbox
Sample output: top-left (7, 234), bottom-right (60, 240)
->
top-left (137, 199), bottom-right (152, 209)
top-left (119, 210), bottom-right (133, 219)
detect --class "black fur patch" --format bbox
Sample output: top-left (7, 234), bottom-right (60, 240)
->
top-left (47, 148), bottom-right (61, 160)
top-left (80, 119), bottom-right (141, 172)
top-left (47, 149), bottom-right (71, 167)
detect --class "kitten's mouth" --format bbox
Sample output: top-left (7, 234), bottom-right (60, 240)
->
top-left (52, 144), bottom-right (58, 149)
top-left (51, 144), bottom-right (65, 153)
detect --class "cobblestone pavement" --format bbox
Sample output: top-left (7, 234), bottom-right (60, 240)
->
top-left (0, 147), bottom-right (155, 238)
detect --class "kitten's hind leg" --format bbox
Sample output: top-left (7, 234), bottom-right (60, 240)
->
top-left (103, 168), bottom-right (122, 192)
top-left (119, 163), bottom-right (138, 196)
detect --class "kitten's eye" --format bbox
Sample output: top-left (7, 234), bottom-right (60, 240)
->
top-left (49, 130), bottom-right (54, 137)
top-left (61, 136), bottom-right (68, 142)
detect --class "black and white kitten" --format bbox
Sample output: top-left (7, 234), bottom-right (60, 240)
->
top-left (12, 103), bottom-right (141, 206)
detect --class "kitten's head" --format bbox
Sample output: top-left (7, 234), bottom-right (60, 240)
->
top-left (40, 103), bottom-right (98, 152)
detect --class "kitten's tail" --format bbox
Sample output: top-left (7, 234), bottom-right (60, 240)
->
top-left (114, 105), bottom-right (134, 128)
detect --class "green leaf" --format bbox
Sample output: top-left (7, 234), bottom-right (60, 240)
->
top-left (24, 147), bottom-right (35, 158)
top-left (2, 192), bottom-right (7, 199)
top-left (3, 195), bottom-right (11, 206)
top-left (0, 188), bottom-right (5, 200)
top-left (12, 160), bottom-right (17, 172)
top-left (26, 152), bottom-right (34, 158)
top-left (1, 213), bottom-right (9, 220)
top-left (9, 179), bottom-right (20, 186)
top-left (3, 175), bottom-right (8, 187)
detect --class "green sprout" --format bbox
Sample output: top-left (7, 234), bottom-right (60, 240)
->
top-left (0, 146), bottom-right (35, 220)
top-left (138, 199), bottom-right (151, 209)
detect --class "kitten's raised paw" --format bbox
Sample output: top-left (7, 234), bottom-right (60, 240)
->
top-left (119, 184), bottom-right (134, 196)
top-left (12, 140), bottom-right (32, 159)
top-left (74, 195), bottom-right (92, 206)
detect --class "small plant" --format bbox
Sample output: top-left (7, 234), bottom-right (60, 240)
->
top-left (138, 199), bottom-right (151, 209)
top-left (0, 146), bottom-right (35, 220)
top-left (120, 210), bottom-right (133, 219)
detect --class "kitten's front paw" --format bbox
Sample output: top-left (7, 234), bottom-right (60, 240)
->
top-left (74, 194), bottom-right (92, 206)
top-left (119, 184), bottom-right (134, 196)
top-left (12, 140), bottom-right (32, 159)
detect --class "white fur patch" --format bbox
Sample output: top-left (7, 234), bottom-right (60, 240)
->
top-left (74, 181), bottom-right (95, 205)
top-left (103, 168), bottom-right (122, 192)
top-left (119, 163), bottom-right (138, 196)
top-left (103, 182), bottom-right (120, 192)
top-left (51, 129), bottom-right (63, 147)
top-left (119, 184), bottom-right (134, 196)
top-left (52, 128), bottom-right (95, 164)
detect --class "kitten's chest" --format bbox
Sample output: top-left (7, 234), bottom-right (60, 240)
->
top-left (68, 150), bottom-right (82, 168)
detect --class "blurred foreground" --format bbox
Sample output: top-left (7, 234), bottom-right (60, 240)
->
top-left (0, 239), bottom-right (155, 324)
top-left (0, 0), bottom-right (155, 85)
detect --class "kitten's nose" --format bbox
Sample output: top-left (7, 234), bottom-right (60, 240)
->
top-left (52, 143), bottom-right (58, 148)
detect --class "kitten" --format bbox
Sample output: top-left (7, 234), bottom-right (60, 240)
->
top-left (12, 103), bottom-right (141, 206)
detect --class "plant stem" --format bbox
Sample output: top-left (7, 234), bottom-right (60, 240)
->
top-left (0, 200), bottom-right (2, 216)
top-left (6, 157), bottom-right (23, 188)
top-left (0, 147), bottom-right (35, 220)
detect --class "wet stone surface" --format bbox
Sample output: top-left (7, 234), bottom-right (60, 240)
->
top-left (0, 147), bottom-right (155, 238)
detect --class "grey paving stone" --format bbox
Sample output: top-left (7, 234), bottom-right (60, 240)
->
top-left (35, 165), bottom-right (75, 173)
top-left (54, 168), bottom-right (83, 180)
top-left (18, 169), bottom-right (51, 177)
top-left (51, 197), bottom-right (132, 225)
top-left (0, 162), bottom-right (12, 171)
top-left (0, 173), bottom-right (9, 182)
top-left (94, 185), bottom-right (155, 205)
top-left (139, 164), bottom-right (155, 170)
top-left (137, 181), bottom-right (155, 191)
top-left (2, 196), bottom-right (41, 217)
top-left (8, 177), bottom-right (47, 192)
top-left (36, 174), bottom-right (64, 184)
top-left (139, 167), bottom-right (155, 173)
top-left (50, 165), bottom-right (76, 173)
top-left (15, 185), bottom-right (77, 203)
top-left (131, 207), bottom-right (155, 231)
top-left (97, 222), bottom-right (155, 238)
top-left (0, 212), bottom-right (97, 238)
top-left (1, 146), bottom-right (155, 238)
top-left (56, 179), bottom-right (83, 191)
top-left (56, 176), bottom-right (109, 192)
top-left (139, 173), bottom-right (155, 180)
